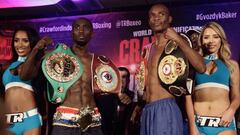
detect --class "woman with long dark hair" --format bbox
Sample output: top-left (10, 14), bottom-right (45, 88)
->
top-left (2, 25), bottom-right (43, 135)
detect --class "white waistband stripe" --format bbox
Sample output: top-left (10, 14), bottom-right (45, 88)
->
top-left (5, 82), bottom-right (33, 91)
top-left (23, 108), bottom-right (38, 118)
top-left (195, 82), bottom-right (229, 91)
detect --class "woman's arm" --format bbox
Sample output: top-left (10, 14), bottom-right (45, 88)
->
top-left (185, 95), bottom-right (199, 135)
top-left (220, 60), bottom-right (240, 127)
top-left (229, 60), bottom-right (240, 112)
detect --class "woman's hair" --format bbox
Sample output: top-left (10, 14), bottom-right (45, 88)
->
top-left (11, 25), bottom-right (40, 61)
top-left (198, 22), bottom-right (233, 72)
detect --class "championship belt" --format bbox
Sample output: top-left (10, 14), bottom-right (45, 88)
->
top-left (158, 33), bottom-right (192, 96)
top-left (135, 60), bottom-right (147, 93)
top-left (135, 45), bottom-right (150, 93)
top-left (92, 55), bottom-right (121, 94)
top-left (42, 43), bottom-right (83, 103)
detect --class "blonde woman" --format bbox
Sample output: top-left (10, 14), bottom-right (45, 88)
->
top-left (186, 22), bottom-right (239, 135)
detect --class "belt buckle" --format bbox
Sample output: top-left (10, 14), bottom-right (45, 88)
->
top-left (76, 113), bottom-right (93, 131)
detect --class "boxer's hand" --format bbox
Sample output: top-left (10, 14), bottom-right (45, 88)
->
top-left (35, 36), bottom-right (53, 50)
top-left (130, 105), bottom-right (141, 124)
top-left (118, 92), bottom-right (132, 105)
top-left (164, 28), bottom-right (181, 42)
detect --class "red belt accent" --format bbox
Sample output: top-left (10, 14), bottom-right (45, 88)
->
top-left (56, 106), bottom-right (79, 114)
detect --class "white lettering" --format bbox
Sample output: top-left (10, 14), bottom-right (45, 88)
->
top-left (196, 11), bottom-right (238, 21)
top-left (93, 22), bottom-right (112, 29)
top-left (132, 29), bottom-right (152, 37)
top-left (208, 118), bottom-right (220, 127)
top-left (39, 25), bottom-right (72, 33)
top-left (173, 26), bottom-right (202, 33)
top-left (116, 20), bottom-right (142, 28)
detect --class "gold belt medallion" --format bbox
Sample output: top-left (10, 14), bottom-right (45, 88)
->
top-left (94, 64), bottom-right (118, 92)
top-left (158, 55), bottom-right (186, 84)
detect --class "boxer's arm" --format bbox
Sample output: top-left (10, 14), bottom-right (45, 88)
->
top-left (165, 28), bottom-right (206, 73)
top-left (176, 36), bottom-right (205, 73)
top-left (20, 36), bottom-right (53, 80)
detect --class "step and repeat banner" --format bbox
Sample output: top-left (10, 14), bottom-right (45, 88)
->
top-left (1, 2), bottom-right (239, 90)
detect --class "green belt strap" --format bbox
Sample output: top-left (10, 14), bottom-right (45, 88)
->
top-left (42, 43), bottom-right (83, 103)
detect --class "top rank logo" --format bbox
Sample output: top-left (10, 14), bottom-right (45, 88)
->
top-left (116, 20), bottom-right (142, 28)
